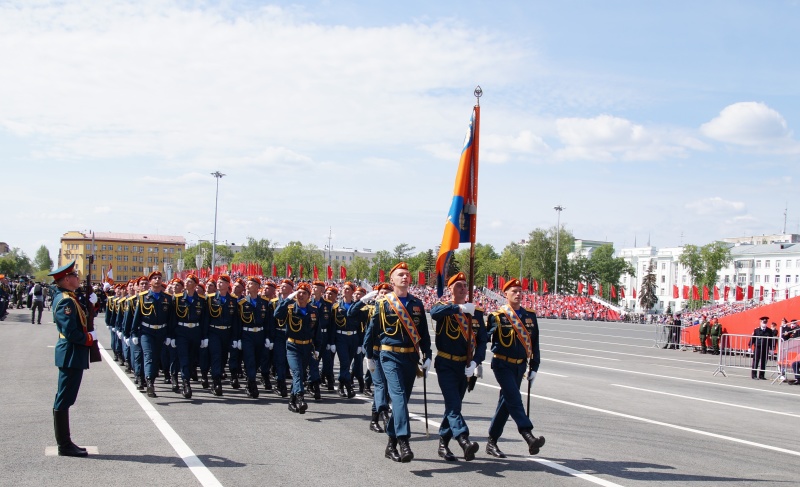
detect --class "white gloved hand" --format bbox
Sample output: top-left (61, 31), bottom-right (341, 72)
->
top-left (356, 346), bottom-right (363, 355)
top-left (367, 358), bottom-right (376, 373)
top-left (237, 340), bottom-right (242, 350)
top-left (476, 364), bottom-right (483, 379)
top-left (287, 291), bottom-right (299, 300)
top-left (528, 370), bottom-right (537, 384)
top-left (170, 338), bottom-right (176, 348)
top-left (360, 290), bottom-right (379, 303)
top-left (330, 344), bottom-right (336, 354)
top-left (107, 325), bottom-right (112, 330)
top-left (265, 338), bottom-right (272, 349)
top-left (88, 293), bottom-right (98, 305)
top-left (132, 336), bottom-right (139, 346)
top-left (465, 360), bottom-right (477, 377)
top-left (459, 303), bottom-right (476, 315)
top-left (165, 337), bottom-right (171, 346)
top-left (89, 330), bottom-right (97, 341)
top-left (313, 351), bottom-right (319, 360)
top-left (421, 358), bottom-right (432, 372)
top-left (232, 340), bottom-right (238, 349)
top-left (117, 330), bottom-right (123, 339)
top-left (325, 344), bottom-right (331, 350)
top-left (124, 337), bottom-right (130, 346)
top-left (268, 340), bottom-right (274, 350)
top-left (200, 338), bottom-right (208, 348)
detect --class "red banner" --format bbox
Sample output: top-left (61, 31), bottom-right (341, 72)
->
top-left (588, 284), bottom-right (594, 296)
top-left (272, 264), bottom-right (277, 277)
top-left (313, 265), bottom-right (319, 280)
top-left (682, 286), bottom-right (689, 299)
top-left (577, 282), bottom-right (583, 294)
top-left (543, 280), bottom-right (548, 293)
top-left (327, 266), bottom-right (333, 280)
top-left (759, 286), bottom-right (764, 301)
top-left (620, 287), bottom-right (626, 298)
top-left (673, 285), bottom-right (679, 298)
top-left (736, 286), bottom-right (744, 301)
top-left (522, 277), bottom-right (529, 290)
top-left (724, 285), bottom-right (730, 300)
top-left (379, 269), bottom-right (385, 282)
top-left (418, 271), bottom-right (426, 285)
top-left (299, 264), bottom-right (304, 279)
top-left (598, 283), bottom-right (603, 297)
top-left (747, 285), bottom-right (754, 299)
top-left (713, 286), bottom-right (720, 300)
top-left (610, 285), bottom-right (616, 298)
top-left (287, 264), bottom-right (293, 278)
top-left (534, 280), bottom-right (539, 292)
top-left (487, 275), bottom-right (494, 289)
top-left (340, 266), bottom-right (347, 279)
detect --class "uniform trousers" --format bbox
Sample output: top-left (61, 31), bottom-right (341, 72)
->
top-left (488, 358), bottom-right (533, 439)
top-left (176, 333), bottom-right (201, 381)
top-left (208, 327), bottom-right (232, 380)
top-left (435, 357), bottom-right (469, 439)
top-left (286, 341), bottom-right (311, 395)
top-left (54, 368), bottom-right (83, 410)
top-left (241, 331), bottom-right (266, 381)
top-left (141, 331), bottom-right (166, 380)
top-left (381, 351), bottom-right (418, 439)
top-left (335, 333), bottom-right (358, 382)
top-left (371, 351), bottom-right (389, 413)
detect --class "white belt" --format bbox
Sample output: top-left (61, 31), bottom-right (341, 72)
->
top-left (337, 330), bottom-right (357, 336)
top-left (142, 323), bottom-right (166, 330)
top-left (178, 322), bottom-right (199, 328)
top-left (320, 328), bottom-right (327, 333)
top-left (243, 327), bottom-right (264, 332)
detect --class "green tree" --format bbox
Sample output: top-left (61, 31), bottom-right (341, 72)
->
top-left (526, 226), bottom-right (574, 293)
top-left (0, 248), bottom-right (33, 276)
top-left (678, 242), bottom-right (732, 310)
top-left (589, 244), bottom-right (634, 300)
top-left (183, 242), bottom-right (233, 269)
top-left (33, 245), bottom-right (54, 272)
top-left (639, 259), bottom-right (659, 311)
top-left (370, 250), bottom-right (395, 281)
top-left (454, 243), bottom-right (499, 287)
top-left (351, 256), bottom-right (371, 280)
top-left (232, 237), bottom-right (275, 269)
top-left (393, 243), bottom-right (416, 260)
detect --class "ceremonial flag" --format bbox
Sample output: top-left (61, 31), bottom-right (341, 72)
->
top-left (534, 280), bottom-right (539, 292)
top-left (106, 264), bottom-right (113, 283)
top-left (611, 285), bottom-right (616, 298)
top-left (702, 286), bottom-right (709, 301)
top-left (287, 264), bottom-right (293, 278)
top-left (327, 265), bottom-right (333, 280)
top-left (598, 283), bottom-right (603, 297)
top-left (632, 288), bottom-right (636, 299)
top-left (499, 276), bottom-right (506, 290)
top-left (543, 280), bottom-right (548, 293)
top-left (713, 286), bottom-right (720, 300)
top-left (340, 266), bottom-right (347, 279)
top-left (522, 277), bottom-right (529, 290)
top-left (673, 285), bottom-right (679, 298)
top-left (746, 285), bottom-right (753, 300)
top-left (759, 286), bottom-right (764, 301)
top-left (691, 286), bottom-right (699, 300)
top-left (735, 286), bottom-right (744, 301)
top-left (435, 106), bottom-right (480, 296)
top-left (724, 285), bottom-right (730, 300)
top-left (786, 289), bottom-right (790, 300)
top-left (272, 264), bottom-right (277, 277)
top-left (772, 288), bottom-right (777, 300)
top-left (588, 284), bottom-right (594, 296)
top-left (418, 272), bottom-right (426, 285)
top-left (487, 275), bottom-right (494, 290)
top-left (620, 287), bottom-right (626, 298)
top-left (577, 282), bottom-right (583, 294)
top-left (682, 286), bottom-right (689, 300)
top-left (313, 265), bottom-right (319, 280)
top-left (299, 264), bottom-right (304, 279)
top-left (379, 269), bottom-right (385, 282)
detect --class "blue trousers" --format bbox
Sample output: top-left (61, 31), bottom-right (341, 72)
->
top-left (131, 338), bottom-right (144, 377)
top-left (121, 331), bottom-right (129, 364)
top-left (435, 357), bottom-right (469, 439)
top-left (208, 328), bottom-right (231, 380)
top-left (141, 332), bottom-right (166, 380)
top-left (351, 349), bottom-right (364, 383)
top-left (381, 351), bottom-right (418, 439)
top-left (309, 352), bottom-right (321, 383)
top-left (286, 341), bottom-right (310, 395)
top-left (108, 326), bottom-right (118, 354)
top-left (54, 367), bottom-right (83, 410)
top-left (322, 347), bottom-right (335, 381)
top-left (335, 333), bottom-right (358, 382)
top-left (176, 334), bottom-right (201, 381)
top-left (488, 358), bottom-right (533, 439)
top-left (371, 351), bottom-right (389, 413)
top-left (241, 331), bottom-right (265, 381)
top-left (272, 332), bottom-right (287, 380)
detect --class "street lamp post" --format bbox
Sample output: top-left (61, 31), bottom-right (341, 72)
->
top-left (518, 239), bottom-right (527, 280)
top-left (554, 205), bottom-right (564, 295)
top-left (211, 171), bottom-right (225, 272)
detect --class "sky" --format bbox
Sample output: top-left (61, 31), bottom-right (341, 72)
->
top-left (2, 0), bottom-right (799, 264)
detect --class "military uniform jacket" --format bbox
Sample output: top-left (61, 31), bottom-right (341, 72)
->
top-left (333, 299), bottom-right (362, 338)
top-left (430, 301), bottom-right (488, 364)
top-left (749, 327), bottom-right (774, 349)
top-left (236, 295), bottom-right (273, 340)
top-left (52, 286), bottom-right (91, 369)
top-left (132, 290), bottom-right (173, 337)
top-left (172, 291), bottom-right (208, 339)
top-left (206, 292), bottom-right (239, 332)
top-left (709, 323), bottom-right (723, 337)
top-left (122, 295), bottom-right (138, 337)
top-left (105, 297), bottom-right (117, 327)
top-left (312, 298), bottom-right (334, 346)
top-left (345, 299), bottom-right (370, 344)
top-left (273, 298), bottom-right (321, 349)
top-left (699, 321), bottom-right (711, 336)
top-left (363, 293), bottom-right (432, 361)
top-left (488, 306), bottom-right (540, 372)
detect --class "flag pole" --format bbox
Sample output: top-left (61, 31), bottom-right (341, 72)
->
top-left (468, 86), bottom-right (482, 303)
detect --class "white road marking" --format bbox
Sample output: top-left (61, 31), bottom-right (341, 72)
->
top-left (544, 329), bottom-right (652, 341)
top-left (545, 343), bottom-right (716, 366)
top-left (611, 384), bottom-right (800, 418)
top-left (541, 349), bottom-right (620, 361)
top-left (98, 342), bottom-right (223, 487)
top-left (540, 336), bottom-right (653, 349)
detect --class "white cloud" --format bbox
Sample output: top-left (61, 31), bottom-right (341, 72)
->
top-left (481, 130), bottom-right (550, 164)
top-left (685, 197), bottom-right (746, 216)
top-left (700, 102), bottom-right (794, 148)
top-left (93, 206), bottom-right (111, 214)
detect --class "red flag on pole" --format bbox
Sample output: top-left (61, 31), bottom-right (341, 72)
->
top-left (724, 285), bottom-right (730, 300)
top-left (577, 282), bottom-right (583, 294)
top-left (746, 285), bottom-right (754, 300)
top-left (611, 285), bottom-right (616, 298)
top-left (588, 284), bottom-right (594, 296)
top-left (702, 286), bottom-right (709, 301)
top-left (522, 277), bottom-right (529, 290)
top-left (673, 285), bottom-right (679, 298)
top-left (735, 286), bottom-right (744, 301)
top-left (534, 280), bottom-right (539, 292)
top-left (620, 287), bottom-right (625, 298)
top-left (418, 272), bottom-right (426, 285)
top-left (543, 280), bottom-right (548, 293)
top-left (287, 264), bottom-right (292, 278)
top-left (758, 286), bottom-right (764, 301)
top-left (313, 265), bottom-right (319, 280)
top-left (713, 286), bottom-right (720, 300)
top-left (299, 265), bottom-right (304, 279)
top-left (499, 277), bottom-right (506, 290)
top-left (682, 286), bottom-right (689, 299)
top-left (487, 275), bottom-right (494, 289)
top-left (340, 266), bottom-right (347, 279)
top-left (598, 283), bottom-right (603, 297)
top-left (692, 286), bottom-right (699, 300)
top-left (379, 269), bottom-right (385, 282)
top-left (632, 288), bottom-right (636, 299)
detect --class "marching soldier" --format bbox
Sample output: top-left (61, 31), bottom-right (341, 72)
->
top-left (236, 276), bottom-right (273, 398)
top-left (259, 281), bottom-right (278, 391)
top-left (270, 279), bottom-right (294, 397)
top-left (321, 286), bottom-right (339, 390)
top-left (116, 280), bottom-right (135, 372)
top-left (124, 277), bottom-right (148, 390)
top-left (333, 281), bottom-right (360, 398)
top-left (357, 283), bottom-right (390, 432)
top-left (485, 278), bottom-right (545, 459)
top-left (364, 262), bottom-right (432, 463)
top-left (206, 275), bottom-right (239, 395)
top-left (430, 272), bottom-right (488, 461)
top-left (132, 271), bottom-right (173, 398)
top-left (308, 280), bottom-right (332, 401)
top-left (709, 317), bottom-right (723, 355)
top-left (274, 282), bottom-right (321, 413)
top-left (172, 274), bottom-right (207, 398)
top-left (50, 261), bottom-right (95, 457)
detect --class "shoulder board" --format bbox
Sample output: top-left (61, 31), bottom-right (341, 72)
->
top-left (198, 293), bottom-right (207, 299)
top-left (490, 311), bottom-right (503, 318)
top-left (139, 290), bottom-right (148, 296)
top-left (230, 293), bottom-right (239, 300)
top-left (434, 301), bottom-right (447, 307)
top-left (309, 303), bottom-right (318, 309)
top-left (61, 292), bottom-right (71, 299)
top-left (323, 298), bottom-right (334, 304)
top-left (524, 307), bottom-right (535, 313)
top-left (287, 303), bottom-right (295, 309)
top-left (237, 297), bottom-right (248, 305)
top-left (258, 296), bottom-right (270, 303)
top-left (127, 295), bottom-right (136, 301)
top-left (270, 297), bottom-right (279, 303)
top-left (207, 292), bottom-right (218, 300)
top-left (474, 306), bottom-right (484, 312)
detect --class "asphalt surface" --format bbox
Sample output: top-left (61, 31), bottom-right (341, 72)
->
top-left (3, 305), bottom-right (799, 487)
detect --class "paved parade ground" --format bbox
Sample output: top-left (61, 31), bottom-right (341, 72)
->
top-left (2, 306), bottom-right (798, 487)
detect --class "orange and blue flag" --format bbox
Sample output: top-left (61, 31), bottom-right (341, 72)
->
top-left (436, 106), bottom-right (480, 296)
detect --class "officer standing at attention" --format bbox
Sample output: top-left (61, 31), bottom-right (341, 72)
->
top-left (270, 279), bottom-right (294, 397)
top-left (50, 260), bottom-right (96, 457)
top-left (172, 274), bottom-right (207, 399)
top-left (709, 317), bottom-right (723, 355)
top-left (485, 278), bottom-right (545, 458)
top-left (274, 282), bottom-right (321, 413)
top-left (236, 276), bottom-right (273, 399)
top-left (750, 316), bottom-right (774, 380)
top-left (132, 271), bottom-right (173, 398)
top-left (698, 315), bottom-right (710, 354)
top-left (430, 272), bottom-right (488, 461)
top-left (364, 262), bottom-right (432, 463)
top-left (206, 275), bottom-right (239, 396)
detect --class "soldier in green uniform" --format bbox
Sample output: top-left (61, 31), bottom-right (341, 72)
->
top-left (698, 315), bottom-right (710, 354)
top-left (50, 260), bottom-right (96, 457)
top-left (709, 317), bottom-right (723, 355)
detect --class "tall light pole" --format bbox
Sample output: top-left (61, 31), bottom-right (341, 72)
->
top-left (518, 239), bottom-right (527, 280)
top-left (554, 205), bottom-right (564, 295)
top-left (211, 171), bottom-right (225, 272)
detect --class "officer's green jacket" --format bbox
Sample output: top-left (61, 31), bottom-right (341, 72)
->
top-left (52, 285), bottom-right (92, 369)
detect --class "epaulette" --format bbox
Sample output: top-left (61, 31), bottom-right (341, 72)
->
top-left (323, 298), bottom-right (334, 304)
top-left (198, 293), bottom-right (206, 299)
top-left (309, 303), bottom-right (318, 309)
top-left (237, 297), bottom-right (248, 305)
top-left (258, 295), bottom-right (271, 303)
top-left (270, 297), bottom-right (279, 303)
top-left (230, 293), bottom-right (239, 300)
top-left (139, 290), bottom-right (148, 296)
top-left (474, 306), bottom-right (484, 313)
top-left (206, 292), bottom-right (217, 299)
top-left (524, 307), bottom-right (535, 314)
top-left (127, 295), bottom-right (136, 301)
top-left (287, 303), bottom-right (295, 309)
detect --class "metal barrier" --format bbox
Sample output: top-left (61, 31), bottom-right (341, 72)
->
top-left (713, 333), bottom-right (781, 379)
top-left (654, 324), bottom-right (684, 350)
top-left (776, 336), bottom-right (800, 384)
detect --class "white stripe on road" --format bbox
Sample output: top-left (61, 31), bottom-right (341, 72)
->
top-left (544, 329), bottom-right (652, 341)
top-left (611, 384), bottom-right (800, 418)
top-left (98, 342), bottom-right (223, 487)
top-left (544, 343), bottom-right (717, 366)
top-left (540, 336), bottom-right (652, 349)
top-left (541, 349), bottom-right (620, 361)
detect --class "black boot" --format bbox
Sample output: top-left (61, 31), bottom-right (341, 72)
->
top-left (345, 380), bottom-right (355, 399)
top-left (190, 368), bottom-right (198, 382)
top-left (520, 430), bottom-right (546, 455)
top-left (456, 433), bottom-right (479, 461)
top-left (385, 437), bottom-right (401, 462)
top-left (486, 437), bottom-right (506, 458)
top-left (231, 373), bottom-right (240, 389)
top-left (397, 437), bottom-right (414, 463)
top-left (438, 437), bottom-right (457, 461)
top-left (379, 410), bottom-right (390, 432)
top-left (146, 378), bottom-right (158, 398)
top-left (212, 378), bottom-right (223, 396)
top-left (53, 410), bottom-right (88, 457)
top-left (288, 394), bottom-right (299, 413)
top-left (171, 372), bottom-right (180, 393)
top-left (338, 380), bottom-right (347, 398)
top-left (357, 377), bottom-right (365, 394)
top-left (297, 394), bottom-right (308, 414)
top-left (182, 378), bottom-right (192, 399)
top-left (326, 375), bottom-right (335, 391)
top-left (277, 380), bottom-right (288, 398)
top-left (247, 379), bottom-right (259, 399)
top-left (363, 384), bottom-right (374, 397)
top-left (261, 374), bottom-right (273, 391)
top-left (311, 382), bottom-right (321, 401)
top-left (369, 411), bottom-right (384, 433)
top-left (201, 373), bottom-right (210, 389)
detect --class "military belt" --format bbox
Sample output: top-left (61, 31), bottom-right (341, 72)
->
top-left (492, 353), bottom-right (525, 365)
top-left (59, 333), bottom-right (66, 339)
top-left (380, 345), bottom-right (416, 354)
top-left (210, 325), bottom-right (231, 330)
top-left (141, 322), bottom-right (167, 330)
top-left (337, 330), bottom-right (357, 336)
top-left (437, 351), bottom-right (468, 362)
top-left (373, 345), bottom-right (380, 351)
top-left (178, 322), bottom-right (199, 328)
top-left (242, 327), bottom-right (264, 332)
top-left (320, 328), bottom-right (327, 333)
top-left (275, 327), bottom-right (287, 333)
top-left (288, 338), bottom-right (312, 345)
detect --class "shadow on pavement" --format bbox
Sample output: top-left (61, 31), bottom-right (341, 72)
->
top-left (88, 453), bottom-right (246, 468)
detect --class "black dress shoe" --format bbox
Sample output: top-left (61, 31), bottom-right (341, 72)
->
top-left (456, 433), bottom-right (479, 461)
top-left (297, 394), bottom-right (308, 414)
top-left (521, 430), bottom-right (545, 455)
top-left (182, 379), bottom-right (192, 399)
top-left (146, 379), bottom-right (158, 398)
top-left (486, 437), bottom-right (506, 458)
top-left (338, 381), bottom-right (347, 398)
top-left (288, 394), bottom-right (299, 413)
top-left (438, 437), bottom-right (457, 461)
top-left (231, 376), bottom-right (240, 389)
top-left (397, 438), bottom-right (414, 463)
top-left (345, 381), bottom-right (355, 398)
top-left (369, 412), bottom-right (384, 433)
top-left (385, 438), bottom-right (401, 462)
top-left (212, 379), bottom-right (223, 396)
top-left (312, 382), bottom-right (321, 401)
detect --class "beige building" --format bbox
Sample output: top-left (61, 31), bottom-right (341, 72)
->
top-left (59, 231), bottom-right (186, 284)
